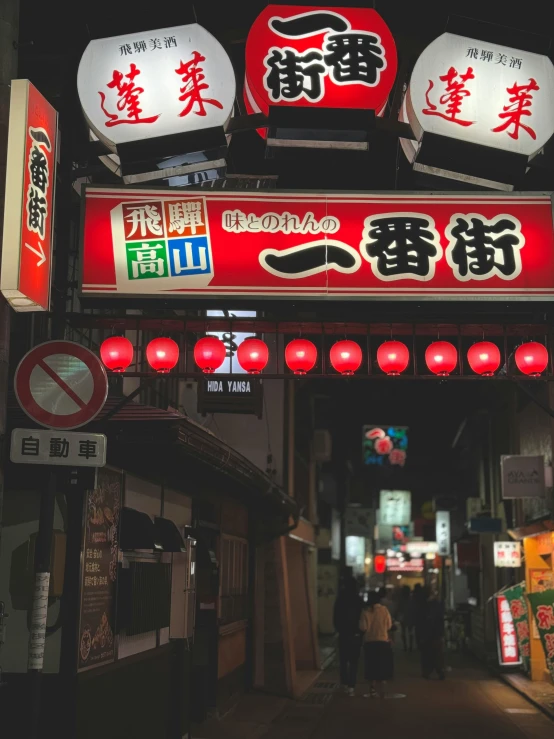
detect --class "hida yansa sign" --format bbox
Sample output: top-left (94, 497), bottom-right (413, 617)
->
top-left (80, 188), bottom-right (554, 301)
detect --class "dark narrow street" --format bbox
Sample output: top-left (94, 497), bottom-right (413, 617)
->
top-left (196, 649), bottom-right (554, 739)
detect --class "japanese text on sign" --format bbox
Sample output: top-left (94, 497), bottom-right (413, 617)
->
top-left (10, 429), bottom-right (107, 467)
top-left (81, 189), bottom-right (554, 300)
top-left (496, 594), bottom-right (521, 665)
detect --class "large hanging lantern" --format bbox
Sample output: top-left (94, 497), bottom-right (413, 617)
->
top-left (146, 337), bottom-right (179, 374)
top-left (515, 341), bottom-right (549, 377)
top-left (194, 336), bottom-right (226, 374)
top-left (237, 338), bottom-right (269, 374)
top-left (377, 340), bottom-right (410, 376)
top-left (100, 336), bottom-right (133, 373)
top-left (329, 340), bottom-right (362, 376)
top-left (467, 341), bottom-right (501, 377)
top-left (425, 341), bottom-right (458, 376)
top-left (285, 338), bottom-right (317, 375)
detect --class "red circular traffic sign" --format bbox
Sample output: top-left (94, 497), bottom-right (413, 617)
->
top-left (15, 341), bottom-right (108, 430)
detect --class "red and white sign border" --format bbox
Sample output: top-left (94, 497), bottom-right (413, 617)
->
top-left (15, 341), bottom-right (108, 430)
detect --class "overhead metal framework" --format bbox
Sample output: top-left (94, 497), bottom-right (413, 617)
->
top-left (66, 314), bottom-right (554, 381)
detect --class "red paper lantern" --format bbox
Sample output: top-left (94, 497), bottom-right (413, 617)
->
top-left (194, 336), bottom-right (226, 374)
top-left (374, 554), bottom-right (387, 575)
top-left (377, 340), bottom-right (410, 376)
top-left (100, 336), bottom-right (133, 373)
top-left (515, 341), bottom-right (549, 377)
top-left (467, 341), bottom-right (501, 376)
top-left (237, 338), bottom-right (269, 374)
top-left (146, 337), bottom-right (179, 374)
top-left (285, 338), bottom-right (317, 375)
top-left (425, 341), bottom-right (458, 376)
top-left (329, 340), bottom-right (362, 376)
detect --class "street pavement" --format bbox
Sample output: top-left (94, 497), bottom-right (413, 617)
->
top-left (194, 649), bottom-right (554, 739)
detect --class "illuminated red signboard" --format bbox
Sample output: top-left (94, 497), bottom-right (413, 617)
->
top-left (244, 5), bottom-right (397, 130)
top-left (1, 80), bottom-right (58, 312)
top-left (80, 188), bottom-right (554, 301)
top-left (496, 594), bottom-right (521, 666)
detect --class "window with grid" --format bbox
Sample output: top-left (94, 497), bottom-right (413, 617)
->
top-left (219, 535), bottom-right (249, 625)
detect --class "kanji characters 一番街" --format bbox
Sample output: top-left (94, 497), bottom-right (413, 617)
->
top-left (446, 215), bottom-right (524, 281)
top-left (360, 214), bottom-right (443, 280)
top-left (265, 48), bottom-right (327, 102)
top-left (323, 32), bottom-right (385, 86)
top-left (422, 66), bottom-right (475, 127)
top-left (175, 50), bottom-right (224, 117)
top-left (26, 127), bottom-right (51, 240)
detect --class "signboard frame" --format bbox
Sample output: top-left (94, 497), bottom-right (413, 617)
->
top-left (1, 80), bottom-right (58, 312)
top-left (495, 593), bottom-right (522, 667)
top-left (77, 467), bottom-right (122, 672)
top-left (501, 455), bottom-right (546, 499)
top-left (79, 186), bottom-right (554, 304)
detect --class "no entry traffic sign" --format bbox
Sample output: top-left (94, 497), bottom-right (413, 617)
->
top-left (15, 341), bottom-right (108, 430)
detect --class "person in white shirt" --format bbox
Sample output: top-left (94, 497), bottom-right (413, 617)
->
top-left (359, 591), bottom-right (394, 699)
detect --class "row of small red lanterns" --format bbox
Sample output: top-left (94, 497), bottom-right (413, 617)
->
top-left (99, 336), bottom-right (550, 377)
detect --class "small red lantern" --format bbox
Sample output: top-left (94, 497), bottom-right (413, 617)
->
top-left (237, 338), bottom-right (269, 374)
top-left (329, 340), bottom-right (362, 376)
top-left (194, 336), bottom-right (226, 374)
top-left (374, 554), bottom-right (387, 575)
top-left (100, 336), bottom-right (133, 373)
top-left (285, 338), bottom-right (317, 375)
top-left (425, 341), bottom-right (458, 376)
top-left (377, 340), bottom-right (410, 376)
top-left (515, 341), bottom-right (549, 377)
top-left (467, 341), bottom-right (501, 376)
top-left (146, 337), bottom-right (179, 374)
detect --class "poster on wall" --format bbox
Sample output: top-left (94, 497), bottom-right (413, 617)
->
top-left (78, 468), bottom-right (122, 671)
top-left (528, 589), bottom-right (554, 682)
top-left (80, 188), bottom-right (554, 302)
top-left (503, 582), bottom-right (531, 673)
top-left (530, 570), bottom-right (554, 639)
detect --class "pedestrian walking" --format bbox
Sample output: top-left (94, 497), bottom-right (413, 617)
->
top-left (398, 585), bottom-right (416, 651)
top-left (359, 591), bottom-right (394, 699)
top-left (419, 588), bottom-right (445, 680)
top-left (333, 575), bottom-right (363, 696)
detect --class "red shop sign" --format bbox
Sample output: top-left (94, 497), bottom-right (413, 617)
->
top-left (496, 594), bottom-right (521, 667)
top-left (244, 5), bottom-right (397, 120)
top-left (1, 80), bottom-right (58, 312)
top-left (80, 188), bottom-right (554, 302)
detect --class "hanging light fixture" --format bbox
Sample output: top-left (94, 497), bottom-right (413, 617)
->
top-left (374, 554), bottom-right (387, 575)
top-left (100, 336), bottom-right (134, 373)
top-left (146, 337), bottom-right (179, 374)
top-left (237, 337), bottom-right (269, 374)
top-left (194, 336), bottom-right (226, 374)
top-left (425, 340), bottom-right (458, 376)
top-left (285, 338), bottom-right (317, 375)
top-left (329, 340), bottom-right (362, 376)
top-left (467, 341), bottom-right (501, 376)
top-left (515, 341), bottom-right (549, 377)
top-left (377, 340), bottom-right (410, 376)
